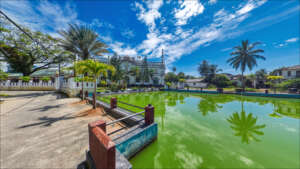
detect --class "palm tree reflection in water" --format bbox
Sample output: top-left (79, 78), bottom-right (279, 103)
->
top-left (227, 101), bottom-right (266, 144)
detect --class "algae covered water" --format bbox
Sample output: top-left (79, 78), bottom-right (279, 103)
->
top-left (99, 92), bottom-right (300, 168)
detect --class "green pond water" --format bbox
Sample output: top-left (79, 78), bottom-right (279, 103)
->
top-left (98, 92), bottom-right (300, 169)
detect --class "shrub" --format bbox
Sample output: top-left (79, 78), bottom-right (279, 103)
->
top-left (212, 75), bottom-right (231, 88)
top-left (41, 76), bottom-right (50, 82)
top-left (277, 78), bottom-right (300, 89)
top-left (166, 82), bottom-right (171, 88)
top-left (100, 80), bottom-right (107, 87)
top-left (0, 71), bottom-right (8, 81)
top-left (20, 76), bottom-right (31, 82)
top-left (109, 82), bottom-right (121, 92)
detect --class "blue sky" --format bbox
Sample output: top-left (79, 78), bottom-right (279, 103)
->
top-left (1, 0), bottom-right (299, 76)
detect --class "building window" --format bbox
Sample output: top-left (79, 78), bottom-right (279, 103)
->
top-left (288, 71), bottom-right (291, 77)
top-left (193, 82), bottom-right (196, 85)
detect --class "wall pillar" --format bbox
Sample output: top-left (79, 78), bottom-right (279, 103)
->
top-left (145, 104), bottom-right (154, 126)
top-left (88, 120), bottom-right (115, 169)
top-left (110, 97), bottom-right (117, 109)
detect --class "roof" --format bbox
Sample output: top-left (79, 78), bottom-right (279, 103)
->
top-left (185, 78), bottom-right (204, 83)
top-left (274, 65), bottom-right (300, 71)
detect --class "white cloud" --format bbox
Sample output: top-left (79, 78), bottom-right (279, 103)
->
top-left (285, 37), bottom-right (299, 43)
top-left (121, 29), bottom-right (135, 39)
top-left (134, 0), bottom-right (163, 31)
top-left (221, 47), bottom-right (232, 52)
top-left (174, 0), bottom-right (205, 26)
top-left (0, 0), bottom-right (79, 34)
top-left (237, 0), bottom-right (267, 15)
top-left (90, 18), bottom-right (114, 29)
top-left (208, 0), bottom-right (217, 5)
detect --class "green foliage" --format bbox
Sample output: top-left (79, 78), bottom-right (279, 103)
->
top-left (198, 60), bottom-right (221, 83)
top-left (41, 76), bottom-right (50, 82)
top-left (179, 78), bottom-right (185, 83)
top-left (0, 17), bottom-right (72, 75)
top-left (19, 76), bottom-right (31, 82)
top-left (0, 71), bottom-right (8, 81)
top-left (109, 82), bottom-right (121, 92)
top-left (212, 74), bottom-right (231, 88)
top-left (59, 24), bottom-right (109, 60)
top-left (100, 80), bottom-right (107, 86)
top-left (164, 72), bottom-right (178, 83)
top-left (277, 78), bottom-right (300, 89)
top-left (166, 82), bottom-right (172, 88)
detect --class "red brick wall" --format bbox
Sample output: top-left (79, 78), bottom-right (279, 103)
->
top-left (88, 120), bottom-right (115, 169)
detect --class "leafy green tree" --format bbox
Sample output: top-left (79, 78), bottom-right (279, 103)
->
top-left (164, 72), bottom-right (178, 84)
top-left (255, 69), bottom-right (267, 88)
top-left (141, 56), bottom-right (150, 84)
top-left (0, 17), bottom-right (71, 76)
top-left (227, 40), bottom-right (265, 91)
top-left (109, 54), bottom-right (124, 84)
top-left (212, 74), bottom-right (231, 88)
top-left (198, 60), bottom-right (221, 83)
top-left (266, 75), bottom-right (283, 93)
top-left (59, 24), bottom-right (108, 60)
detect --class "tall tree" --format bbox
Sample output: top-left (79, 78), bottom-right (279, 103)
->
top-left (141, 56), bottom-right (149, 84)
top-left (59, 24), bottom-right (108, 60)
top-left (109, 53), bottom-right (124, 84)
top-left (198, 60), bottom-right (221, 83)
top-left (227, 40), bottom-right (265, 91)
top-left (0, 17), bottom-right (71, 76)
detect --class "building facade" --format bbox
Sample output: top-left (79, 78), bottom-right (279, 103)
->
top-left (272, 65), bottom-right (300, 80)
top-left (99, 54), bottom-right (165, 86)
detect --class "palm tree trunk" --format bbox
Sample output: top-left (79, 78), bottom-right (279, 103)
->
top-left (241, 71), bottom-right (245, 92)
top-left (81, 77), bottom-right (84, 100)
top-left (93, 78), bottom-right (96, 109)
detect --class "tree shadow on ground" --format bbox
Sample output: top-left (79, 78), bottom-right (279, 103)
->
top-left (6, 91), bottom-right (53, 98)
top-left (17, 114), bottom-right (77, 128)
top-left (17, 108), bottom-right (103, 129)
top-left (29, 104), bottom-right (63, 112)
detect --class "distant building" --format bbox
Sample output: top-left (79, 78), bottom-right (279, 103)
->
top-left (97, 52), bottom-right (166, 86)
top-left (272, 65), bottom-right (300, 80)
top-left (184, 78), bottom-right (207, 88)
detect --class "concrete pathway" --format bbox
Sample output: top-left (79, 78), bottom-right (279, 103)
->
top-left (0, 91), bottom-right (125, 169)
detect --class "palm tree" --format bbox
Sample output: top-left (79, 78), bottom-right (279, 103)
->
top-left (59, 24), bottom-right (109, 60)
top-left (78, 60), bottom-right (115, 109)
top-left (227, 40), bottom-right (265, 91)
top-left (74, 61), bottom-right (90, 100)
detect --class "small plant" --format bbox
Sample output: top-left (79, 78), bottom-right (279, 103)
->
top-left (41, 76), bottom-right (50, 82)
top-left (100, 80), bottom-right (107, 87)
top-left (20, 76), bottom-right (31, 82)
top-left (166, 82), bottom-right (171, 89)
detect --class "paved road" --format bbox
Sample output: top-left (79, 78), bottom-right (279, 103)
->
top-left (0, 91), bottom-right (123, 169)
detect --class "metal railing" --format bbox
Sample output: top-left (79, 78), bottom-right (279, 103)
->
top-left (106, 110), bottom-right (145, 136)
top-left (106, 111), bottom-right (144, 126)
